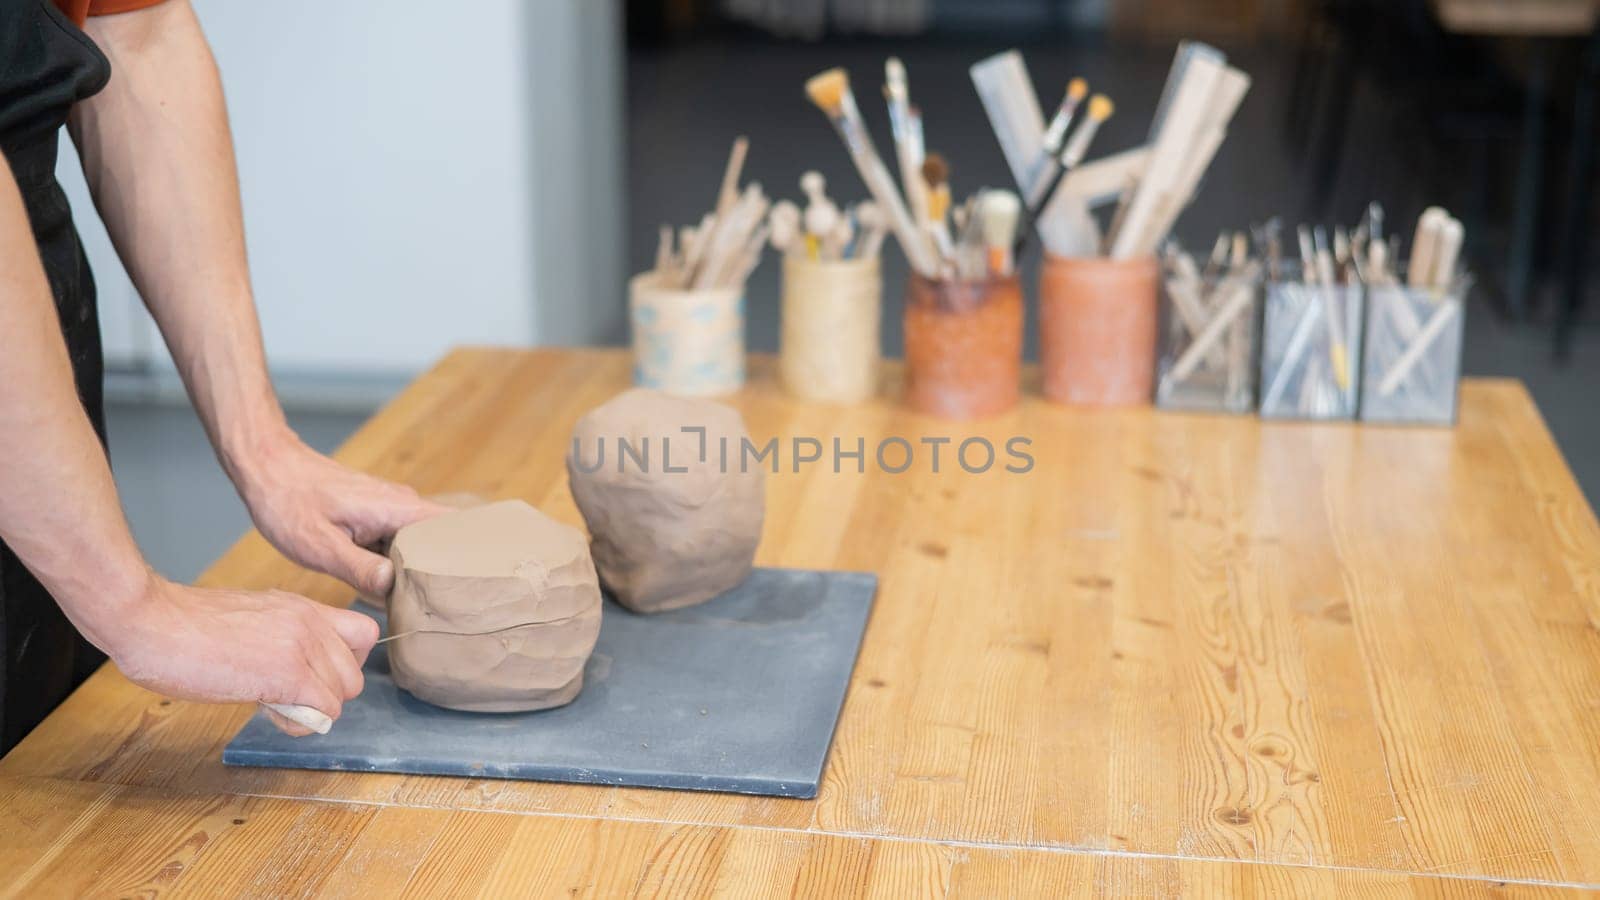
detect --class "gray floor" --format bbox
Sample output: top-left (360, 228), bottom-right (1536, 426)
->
top-left (106, 32), bottom-right (1600, 584)
top-left (107, 404), bottom-right (366, 582)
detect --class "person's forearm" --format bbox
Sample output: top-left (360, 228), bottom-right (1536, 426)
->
top-left (0, 157), bottom-right (151, 652)
top-left (69, 0), bottom-right (290, 482)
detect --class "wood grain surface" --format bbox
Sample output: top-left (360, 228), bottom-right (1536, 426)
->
top-left (3, 347), bottom-right (1600, 896)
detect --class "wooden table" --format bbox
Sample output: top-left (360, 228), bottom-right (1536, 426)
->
top-left (5, 348), bottom-right (1600, 897)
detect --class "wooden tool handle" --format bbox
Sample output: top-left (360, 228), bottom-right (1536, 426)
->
top-left (264, 703), bottom-right (332, 735)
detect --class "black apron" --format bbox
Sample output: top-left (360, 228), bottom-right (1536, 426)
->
top-left (0, 0), bottom-right (114, 754)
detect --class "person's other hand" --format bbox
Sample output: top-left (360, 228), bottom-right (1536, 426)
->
top-left (107, 576), bottom-right (378, 737)
top-left (229, 434), bottom-right (447, 600)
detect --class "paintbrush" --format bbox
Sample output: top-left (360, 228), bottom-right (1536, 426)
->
top-left (981, 190), bottom-right (1021, 276)
top-left (805, 68), bottom-right (939, 276)
top-left (1029, 77), bottom-right (1089, 205)
top-left (921, 154), bottom-right (954, 260)
top-left (884, 58), bottom-right (930, 231)
top-left (1017, 94), bottom-right (1113, 260)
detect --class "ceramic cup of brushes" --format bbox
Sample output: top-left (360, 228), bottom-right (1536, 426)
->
top-left (773, 174), bottom-right (885, 405)
top-left (633, 138), bottom-right (768, 397)
top-left (1155, 231), bottom-right (1264, 414)
top-left (903, 271), bottom-right (1023, 420)
top-left (1358, 206), bottom-right (1468, 426)
top-left (1038, 254), bottom-right (1159, 407)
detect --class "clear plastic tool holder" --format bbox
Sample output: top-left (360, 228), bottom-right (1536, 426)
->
top-left (1258, 273), bottom-right (1364, 420)
top-left (1359, 274), bottom-right (1468, 425)
top-left (1156, 261), bottom-right (1263, 414)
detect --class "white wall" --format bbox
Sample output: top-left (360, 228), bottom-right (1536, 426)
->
top-left (60, 0), bottom-right (622, 385)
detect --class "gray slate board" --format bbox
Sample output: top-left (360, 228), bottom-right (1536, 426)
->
top-left (223, 568), bottom-right (876, 798)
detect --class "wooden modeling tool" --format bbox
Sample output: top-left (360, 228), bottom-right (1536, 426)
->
top-left (768, 200), bottom-right (801, 256)
top-left (799, 171), bottom-right (838, 260)
top-left (264, 703), bottom-right (333, 735)
top-left (805, 68), bottom-right (939, 276)
top-left (717, 137), bottom-right (750, 219)
top-left (1408, 206), bottom-right (1448, 287)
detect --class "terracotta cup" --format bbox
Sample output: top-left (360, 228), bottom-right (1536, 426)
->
top-left (1039, 254), bottom-right (1159, 406)
top-left (903, 273), bottom-right (1023, 419)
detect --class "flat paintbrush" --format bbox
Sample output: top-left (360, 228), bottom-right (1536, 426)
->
top-left (805, 68), bottom-right (939, 276)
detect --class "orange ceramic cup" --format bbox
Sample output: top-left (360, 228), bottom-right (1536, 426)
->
top-left (1039, 254), bottom-right (1159, 406)
top-left (903, 274), bottom-right (1023, 419)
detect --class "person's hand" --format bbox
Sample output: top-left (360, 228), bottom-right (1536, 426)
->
top-left (106, 575), bottom-right (379, 736)
top-left (228, 433), bottom-right (447, 600)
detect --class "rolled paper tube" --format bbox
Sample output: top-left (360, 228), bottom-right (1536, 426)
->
top-left (780, 254), bottom-right (881, 404)
top-left (903, 274), bottom-right (1023, 419)
top-left (629, 271), bottom-right (745, 397)
top-left (1378, 300), bottom-right (1459, 397)
top-left (264, 703), bottom-right (332, 735)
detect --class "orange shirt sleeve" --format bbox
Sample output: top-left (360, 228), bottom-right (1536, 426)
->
top-left (54, 0), bottom-right (169, 27)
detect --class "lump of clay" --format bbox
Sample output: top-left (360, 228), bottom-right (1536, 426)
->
top-left (567, 388), bottom-right (765, 613)
top-left (387, 499), bottom-right (602, 712)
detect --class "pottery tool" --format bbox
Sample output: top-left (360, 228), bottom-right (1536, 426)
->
top-left (981, 190), bottom-right (1021, 276)
top-left (884, 58), bottom-right (930, 230)
top-left (650, 151), bottom-right (769, 291)
top-left (375, 618), bottom-right (584, 645)
top-left (264, 703), bottom-right (333, 735)
top-left (1408, 206), bottom-right (1449, 288)
top-left (1428, 214), bottom-right (1464, 290)
top-left (799, 171), bottom-right (838, 260)
top-left (805, 68), bottom-right (939, 276)
top-left (768, 200), bottom-right (801, 256)
top-left (716, 136), bottom-right (750, 219)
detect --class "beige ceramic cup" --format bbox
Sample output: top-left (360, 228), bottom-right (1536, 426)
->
top-left (1039, 254), bottom-right (1159, 406)
top-left (779, 254), bottom-right (881, 404)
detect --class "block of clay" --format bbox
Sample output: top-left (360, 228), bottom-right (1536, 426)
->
top-left (387, 499), bottom-right (602, 712)
top-left (567, 388), bottom-right (766, 613)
